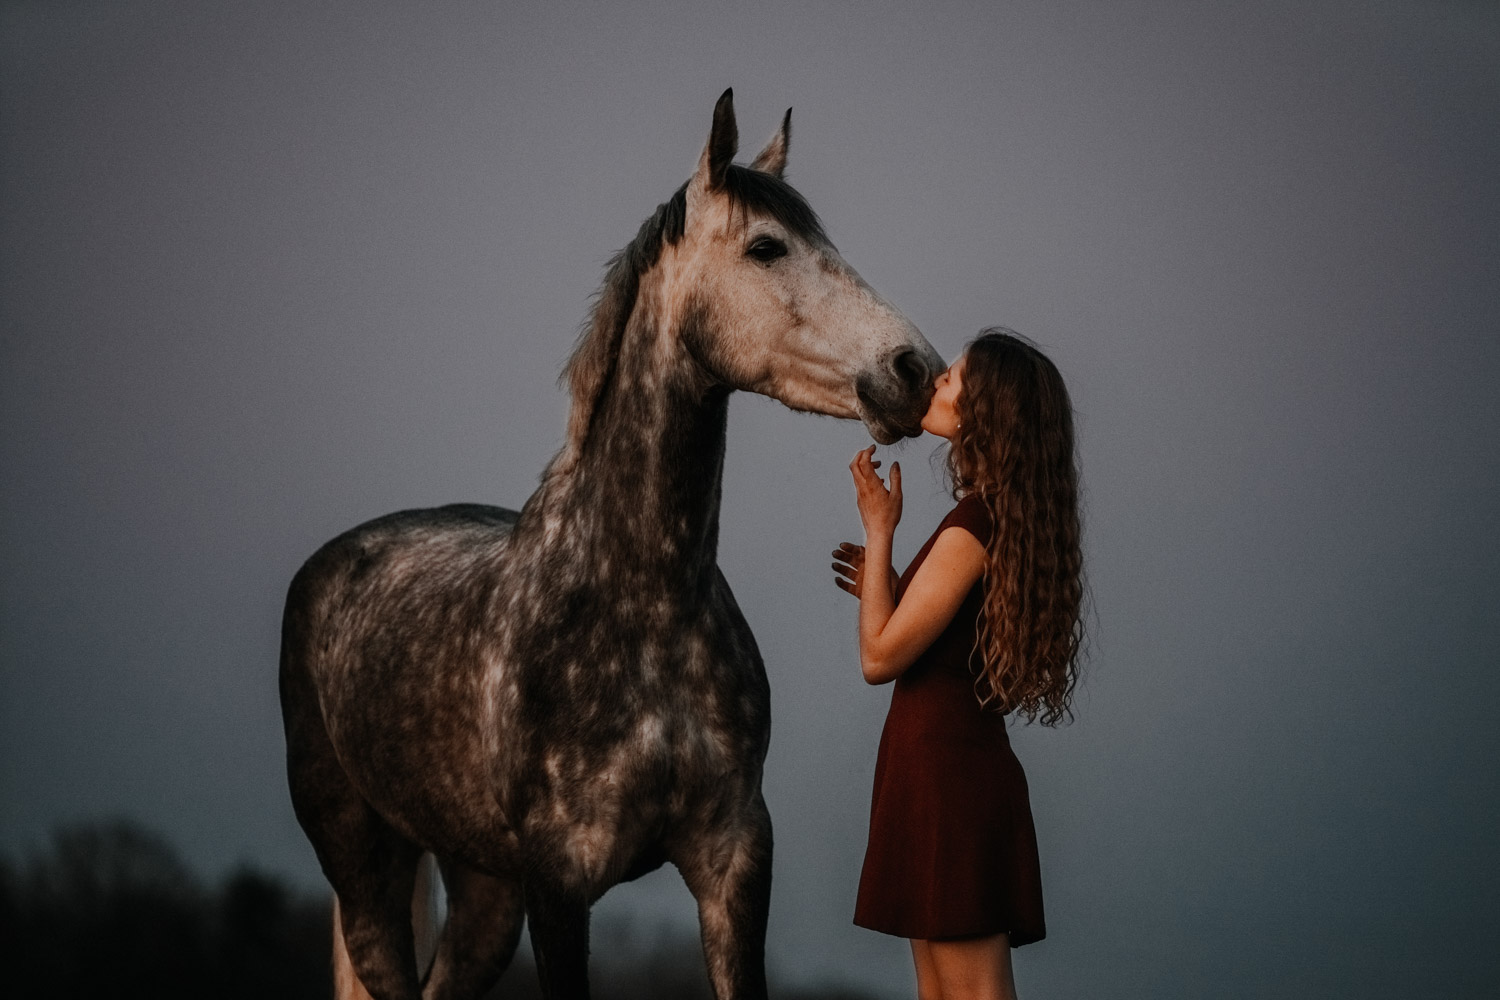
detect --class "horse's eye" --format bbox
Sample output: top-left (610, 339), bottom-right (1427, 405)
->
top-left (746, 236), bottom-right (788, 263)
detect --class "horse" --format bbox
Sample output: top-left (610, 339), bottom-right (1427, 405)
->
top-left (279, 89), bottom-right (944, 1000)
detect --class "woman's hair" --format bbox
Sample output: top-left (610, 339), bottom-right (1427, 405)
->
top-left (946, 328), bottom-right (1085, 725)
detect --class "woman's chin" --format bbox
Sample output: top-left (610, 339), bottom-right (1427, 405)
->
top-left (920, 418), bottom-right (956, 440)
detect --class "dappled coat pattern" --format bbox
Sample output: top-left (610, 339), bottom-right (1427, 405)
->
top-left (280, 91), bottom-right (942, 1000)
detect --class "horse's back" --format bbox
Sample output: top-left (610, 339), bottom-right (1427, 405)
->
top-left (317, 502), bottom-right (520, 557)
top-left (286, 501), bottom-right (518, 605)
top-left (283, 503), bottom-right (517, 663)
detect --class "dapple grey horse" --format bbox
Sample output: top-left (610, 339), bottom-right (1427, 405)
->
top-left (280, 90), bottom-right (943, 1000)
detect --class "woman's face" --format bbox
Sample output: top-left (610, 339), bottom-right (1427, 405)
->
top-left (920, 355), bottom-right (966, 439)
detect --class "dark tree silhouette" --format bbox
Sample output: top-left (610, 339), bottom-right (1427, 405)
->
top-left (0, 820), bottom-right (330, 1000)
top-left (0, 819), bottom-right (876, 999)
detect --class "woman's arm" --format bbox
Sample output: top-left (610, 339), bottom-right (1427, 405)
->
top-left (849, 447), bottom-right (986, 685)
top-left (859, 528), bottom-right (985, 684)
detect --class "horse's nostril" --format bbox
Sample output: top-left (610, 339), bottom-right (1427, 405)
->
top-left (890, 349), bottom-right (925, 392)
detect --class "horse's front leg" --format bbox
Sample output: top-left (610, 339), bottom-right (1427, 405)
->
top-left (674, 791), bottom-right (773, 1000)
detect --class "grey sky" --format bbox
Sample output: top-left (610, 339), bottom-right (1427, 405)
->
top-left (2, 1), bottom-right (1497, 996)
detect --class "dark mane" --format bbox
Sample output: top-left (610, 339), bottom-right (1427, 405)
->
top-left (720, 164), bottom-right (828, 247)
top-left (557, 165), bottom-right (828, 464)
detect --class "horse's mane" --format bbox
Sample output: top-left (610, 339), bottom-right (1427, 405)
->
top-left (556, 165), bottom-right (829, 468)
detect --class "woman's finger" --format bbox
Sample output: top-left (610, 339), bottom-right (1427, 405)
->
top-left (850, 453), bottom-right (874, 484)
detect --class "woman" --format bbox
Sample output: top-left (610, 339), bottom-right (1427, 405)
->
top-left (834, 329), bottom-right (1084, 1000)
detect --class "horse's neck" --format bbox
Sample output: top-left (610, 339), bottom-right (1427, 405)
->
top-left (538, 318), bottom-right (729, 590)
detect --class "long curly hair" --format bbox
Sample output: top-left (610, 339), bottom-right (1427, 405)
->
top-left (945, 329), bottom-right (1085, 724)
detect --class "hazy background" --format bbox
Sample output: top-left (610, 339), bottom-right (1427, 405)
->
top-left (3, 1), bottom-right (1497, 996)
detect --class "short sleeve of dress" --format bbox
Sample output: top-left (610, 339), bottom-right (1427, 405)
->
top-left (945, 494), bottom-right (994, 548)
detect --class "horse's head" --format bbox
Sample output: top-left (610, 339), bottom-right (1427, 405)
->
top-left (663, 90), bottom-right (943, 444)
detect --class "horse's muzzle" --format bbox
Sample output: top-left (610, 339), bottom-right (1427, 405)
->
top-left (855, 346), bottom-right (941, 442)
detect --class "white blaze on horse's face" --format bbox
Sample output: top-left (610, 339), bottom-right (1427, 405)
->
top-left (664, 92), bottom-right (943, 443)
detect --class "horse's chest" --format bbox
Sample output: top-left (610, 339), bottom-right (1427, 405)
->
top-left (495, 570), bottom-right (767, 882)
top-left (501, 589), bottom-right (764, 745)
top-left (522, 647), bottom-right (762, 802)
top-left (510, 628), bottom-right (764, 853)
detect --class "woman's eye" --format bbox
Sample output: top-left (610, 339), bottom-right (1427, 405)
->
top-left (746, 237), bottom-right (788, 262)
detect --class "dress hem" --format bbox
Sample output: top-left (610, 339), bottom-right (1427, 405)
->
top-left (851, 916), bottom-right (1046, 948)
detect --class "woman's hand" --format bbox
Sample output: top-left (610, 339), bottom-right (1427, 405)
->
top-left (832, 542), bottom-right (899, 601)
top-left (831, 542), bottom-right (865, 598)
top-left (850, 445), bottom-right (902, 539)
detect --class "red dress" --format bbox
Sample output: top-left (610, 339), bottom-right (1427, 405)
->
top-left (853, 494), bottom-right (1046, 944)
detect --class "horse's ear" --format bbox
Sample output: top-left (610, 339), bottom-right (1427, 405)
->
top-left (690, 89), bottom-right (738, 204)
top-left (748, 108), bottom-right (791, 178)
